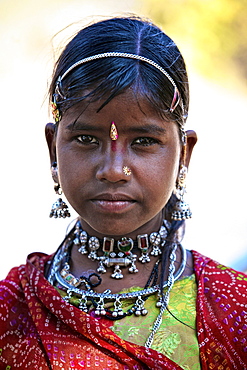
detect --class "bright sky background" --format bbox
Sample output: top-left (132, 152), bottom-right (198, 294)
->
top-left (1, 0), bottom-right (247, 279)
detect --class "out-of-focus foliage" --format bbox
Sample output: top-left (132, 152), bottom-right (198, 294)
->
top-left (142, 0), bottom-right (247, 87)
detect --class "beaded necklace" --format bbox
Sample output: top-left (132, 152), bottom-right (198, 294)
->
top-left (47, 220), bottom-right (187, 347)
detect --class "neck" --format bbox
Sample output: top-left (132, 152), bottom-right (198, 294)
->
top-left (78, 212), bottom-right (164, 240)
top-left (65, 218), bottom-right (169, 293)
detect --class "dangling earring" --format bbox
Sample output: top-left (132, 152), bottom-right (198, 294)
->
top-left (49, 162), bottom-right (70, 218)
top-left (171, 164), bottom-right (192, 221)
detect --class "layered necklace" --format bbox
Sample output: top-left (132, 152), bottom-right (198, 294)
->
top-left (48, 220), bottom-right (187, 347)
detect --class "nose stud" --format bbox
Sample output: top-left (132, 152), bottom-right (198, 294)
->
top-left (110, 122), bottom-right (118, 141)
top-left (123, 166), bottom-right (131, 176)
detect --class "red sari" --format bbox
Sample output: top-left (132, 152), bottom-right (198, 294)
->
top-left (0, 250), bottom-right (246, 369)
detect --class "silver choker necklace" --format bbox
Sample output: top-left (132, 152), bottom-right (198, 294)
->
top-left (47, 220), bottom-right (187, 346)
top-left (72, 220), bottom-right (171, 279)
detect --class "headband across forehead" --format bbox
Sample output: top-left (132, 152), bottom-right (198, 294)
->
top-left (52, 52), bottom-right (186, 143)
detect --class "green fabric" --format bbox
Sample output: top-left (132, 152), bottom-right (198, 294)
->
top-left (110, 275), bottom-right (200, 370)
top-left (57, 275), bottom-right (200, 369)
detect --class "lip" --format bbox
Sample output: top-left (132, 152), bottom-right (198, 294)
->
top-left (91, 193), bottom-right (136, 212)
top-left (92, 193), bottom-right (135, 201)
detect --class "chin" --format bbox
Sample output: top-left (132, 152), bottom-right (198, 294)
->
top-left (80, 218), bottom-right (142, 238)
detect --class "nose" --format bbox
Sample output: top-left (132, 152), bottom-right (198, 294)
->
top-left (96, 145), bottom-right (130, 183)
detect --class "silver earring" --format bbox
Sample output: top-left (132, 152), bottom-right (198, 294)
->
top-left (171, 164), bottom-right (192, 221)
top-left (49, 162), bottom-right (71, 219)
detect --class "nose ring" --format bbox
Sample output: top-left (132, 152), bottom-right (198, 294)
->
top-left (123, 166), bottom-right (131, 176)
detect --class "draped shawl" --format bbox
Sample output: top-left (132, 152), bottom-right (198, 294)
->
top-left (0, 250), bottom-right (246, 369)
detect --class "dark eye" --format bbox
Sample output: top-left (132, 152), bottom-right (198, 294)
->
top-left (132, 137), bottom-right (158, 146)
top-left (76, 135), bottom-right (98, 144)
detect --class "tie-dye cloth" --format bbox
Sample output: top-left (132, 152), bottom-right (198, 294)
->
top-left (0, 250), bottom-right (246, 369)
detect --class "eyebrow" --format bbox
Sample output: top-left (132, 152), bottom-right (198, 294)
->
top-left (65, 122), bottom-right (167, 135)
top-left (128, 124), bottom-right (167, 135)
top-left (65, 122), bottom-right (99, 131)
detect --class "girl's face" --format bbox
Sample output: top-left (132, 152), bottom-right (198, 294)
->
top-left (53, 89), bottom-right (182, 238)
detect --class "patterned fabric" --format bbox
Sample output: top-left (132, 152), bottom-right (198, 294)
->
top-left (57, 276), bottom-right (200, 369)
top-left (0, 250), bottom-right (246, 369)
top-left (102, 275), bottom-right (200, 370)
top-left (193, 253), bottom-right (247, 369)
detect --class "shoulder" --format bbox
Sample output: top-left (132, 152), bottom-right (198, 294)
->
top-left (192, 249), bottom-right (247, 292)
top-left (191, 251), bottom-right (247, 367)
top-left (0, 264), bottom-right (25, 298)
top-left (0, 253), bottom-right (52, 368)
top-left (0, 252), bottom-right (50, 313)
top-left (192, 249), bottom-right (247, 278)
top-left (192, 249), bottom-right (247, 331)
top-left (0, 264), bottom-right (27, 340)
top-left (1, 252), bottom-right (50, 285)
top-left (191, 250), bottom-right (247, 333)
top-left (0, 252), bottom-right (51, 338)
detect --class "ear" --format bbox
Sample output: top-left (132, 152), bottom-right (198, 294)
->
top-left (183, 130), bottom-right (197, 168)
top-left (45, 122), bottom-right (57, 165)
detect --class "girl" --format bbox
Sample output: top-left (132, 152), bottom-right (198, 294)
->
top-left (0, 16), bottom-right (246, 370)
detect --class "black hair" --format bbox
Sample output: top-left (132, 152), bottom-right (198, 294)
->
top-left (49, 16), bottom-right (189, 130)
top-left (49, 16), bottom-right (189, 311)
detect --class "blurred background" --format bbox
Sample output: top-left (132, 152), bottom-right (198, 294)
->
top-left (1, 0), bottom-right (247, 279)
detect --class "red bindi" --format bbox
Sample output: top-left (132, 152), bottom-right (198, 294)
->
top-left (111, 140), bottom-right (117, 152)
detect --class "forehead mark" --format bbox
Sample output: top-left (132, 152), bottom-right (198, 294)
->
top-left (111, 140), bottom-right (117, 152)
top-left (110, 122), bottom-right (119, 141)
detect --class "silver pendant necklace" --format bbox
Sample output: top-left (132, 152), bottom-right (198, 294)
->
top-left (47, 220), bottom-right (187, 347)
top-left (48, 222), bottom-right (186, 314)
top-left (73, 220), bottom-right (170, 279)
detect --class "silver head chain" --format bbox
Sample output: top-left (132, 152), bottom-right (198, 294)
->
top-left (53, 52), bottom-right (186, 143)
